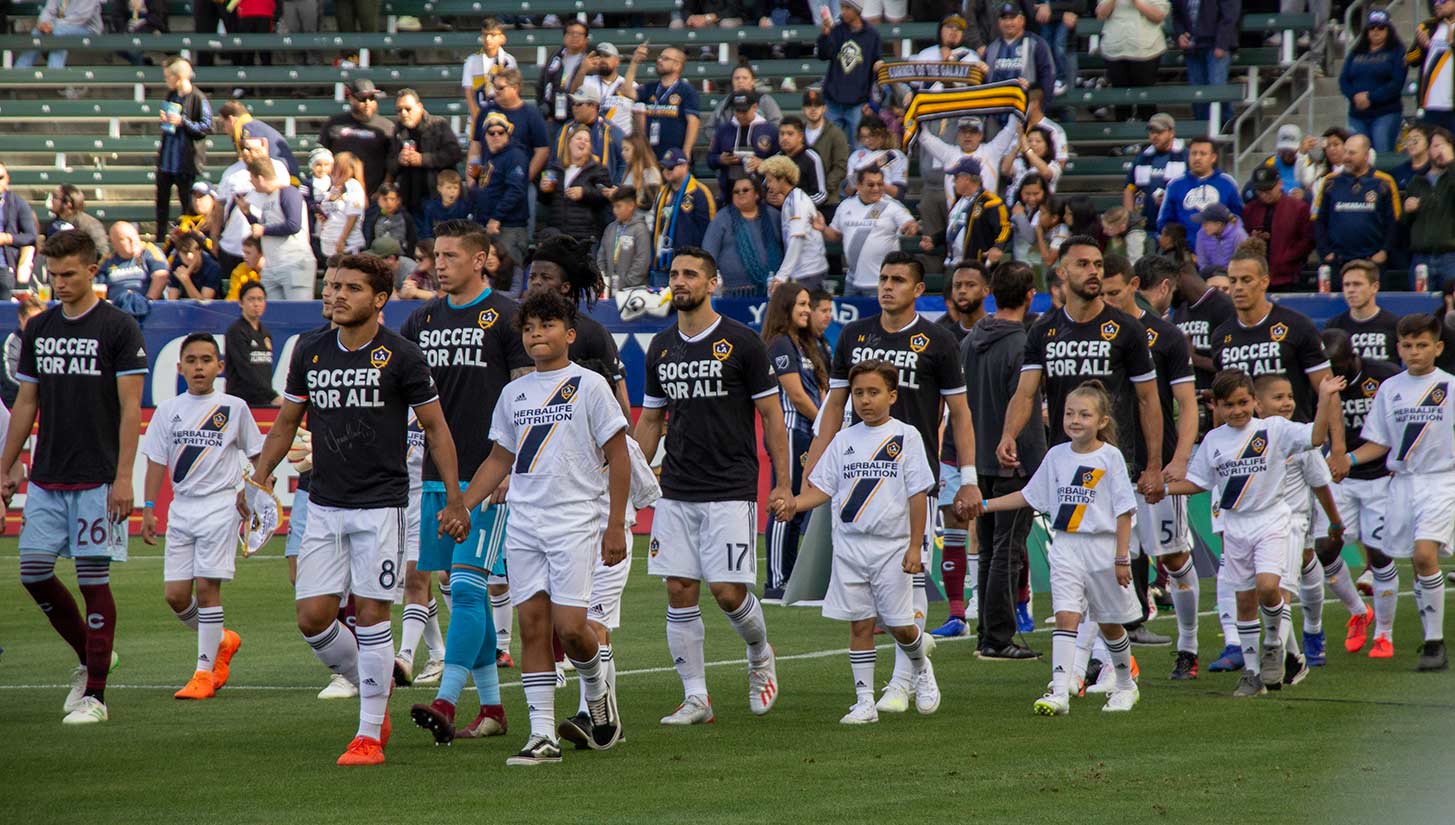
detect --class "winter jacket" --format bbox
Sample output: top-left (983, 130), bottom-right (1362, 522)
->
top-left (807, 120), bottom-right (850, 208)
top-left (1340, 45), bottom-right (1408, 119)
top-left (537, 161), bottom-right (612, 244)
top-left (1171, 0), bottom-right (1239, 53)
top-left (1407, 17), bottom-right (1455, 112)
top-left (1242, 194), bottom-right (1314, 287)
top-left (477, 143), bottom-right (530, 228)
top-left (416, 195), bottom-right (472, 241)
top-left (598, 212), bottom-right (652, 289)
top-left (707, 119), bottom-right (779, 201)
top-left (1193, 219), bottom-right (1247, 269)
top-left (158, 87), bottom-right (210, 176)
top-left (706, 93), bottom-right (784, 133)
top-left (387, 113), bottom-right (464, 215)
top-left (984, 32), bottom-right (1057, 95)
top-left (1402, 168), bottom-right (1455, 254)
top-left (1156, 168), bottom-right (1243, 234)
top-left (816, 21), bottom-right (882, 106)
top-left (964, 0), bottom-right (1037, 52)
top-left (1313, 169), bottom-right (1400, 261)
top-left (962, 315), bottom-right (1045, 478)
top-left (362, 205), bottom-right (418, 252)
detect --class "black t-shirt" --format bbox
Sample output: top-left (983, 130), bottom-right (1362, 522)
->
top-left (1172, 287), bottom-right (1236, 390)
top-left (644, 316), bottom-right (777, 501)
top-left (223, 317), bottom-right (277, 406)
top-left (1211, 303), bottom-right (1330, 422)
top-left (292, 322), bottom-right (333, 495)
top-left (832, 314), bottom-right (966, 481)
top-left (283, 325), bottom-right (437, 509)
top-left (934, 313), bottom-right (972, 467)
top-left (1022, 304), bottom-right (1156, 469)
top-left (570, 312), bottom-right (626, 386)
top-left (401, 290), bottom-right (531, 482)
top-left (1335, 358), bottom-right (1399, 481)
top-left (17, 301), bottom-right (147, 486)
top-left (318, 112), bottom-right (395, 195)
top-left (1326, 307), bottom-right (1402, 366)
top-left (1138, 309), bottom-right (1194, 472)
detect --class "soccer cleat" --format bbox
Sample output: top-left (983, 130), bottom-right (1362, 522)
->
top-left (839, 697), bottom-right (879, 725)
top-left (175, 670), bottom-right (216, 700)
top-left (1208, 644), bottom-right (1245, 672)
top-left (1130, 654), bottom-right (1140, 681)
top-left (1355, 568), bottom-right (1374, 596)
top-left (415, 658), bottom-right (444, 685)
top-left (318, 673), bottom-right (358, 700)
top-left (336, 736), bottom-right (385, 766)
top-left (1259, 643), bottom-right (1286, 686)
top-left (496, 650), bottom-right (515, 669)
top-left (63, 664), bottom-right (87, 713)
top-left (1232, 671), bottom-right (1267, 697)
top-left (1127, 626), bottom-right (1172, 646)
top-left (455, 704), bottom-right (508, 739)
top-left (1282, 651), bottom-right (1309, 687)
top-left (392, 655), bottom-right (414, 687)
top-left (1033, 692), bottom-right (1070, 716)
top-left (1345, 608), bottom-right (1372, 653)
top-left (61, 696), bottom-right (109, 725)
top-left (1085, 661), bottom-right (1117, 694)
top-left (212, 630), bottom-right (241, 689)
top-left (929, 616), bottom-right (969, 638)
top-left (411, 699), bottom-right (457, 745)
top-left (1303, 631), bottom-right (1327, 667)
top-left (1417, 640), bottom-right (1449, 672)
top-left (747, 647), bottom-right (779, 716)
top-left (381, 711), bottom-right (392, 747)
top-left (1015, 601), bottom-right (1035, 633)
top-left (660, 695), bottom-right (714, 726)
top-left (1369, 635), bottom-right (1395, 659)
top-left (913, 661), bottom-right (941, 715)
top-left (1170, 650), bottom-right (1199, 681)
top-left (586, 687), bottom-right (622, 749)
top-left (875, 680), bottom-right (911, 713)
top-left (1102, 686), bottom-right (1140, 712)
top-left (555, 667), bottom-right (567, 689)
top-left (558, 711), bottom-right (593, 750)
top-left (976, 644), bottom-right (1040, 661)
top-left (505, 734), bottom-right (562, 766)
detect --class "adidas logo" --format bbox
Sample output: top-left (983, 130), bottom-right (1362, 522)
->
top-left (527, 704), bottom-right (538, 712)
top-left (845, 446), bottom-right (855, 455)
top-left (137, 347), bottom-right (146, 357)
top-left (199, 654), bottom-right (210, 661)
top-left (363, 678), bottom-right (378, 687)
top-left (854, 680), bottom-right (866, 687)
top-left (1052, 665), bottom-right (1064, 673)
top-left (171, 414), bottom-right (182, 423)
top-left (515, 392), bottom-right (527, 402)
top-left (673, 657), bottom-right (686, 665)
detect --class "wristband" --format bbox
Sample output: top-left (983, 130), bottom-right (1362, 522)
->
top-left (959, 466), bottom-right (978, 487)
top-left (1345, 451), bottom-right (1358, 467)
top-left (1114, 557), bottom-right (1131, 566)
top-left (981, 500), bottom-right (989, 511)
top-left (1329, 522), bottom-right (1343, 532)
top-left (144, 500), bottom-right (155, 509)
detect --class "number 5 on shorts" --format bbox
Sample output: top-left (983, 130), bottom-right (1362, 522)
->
top-left (725, 542), bottom-right (751, 572)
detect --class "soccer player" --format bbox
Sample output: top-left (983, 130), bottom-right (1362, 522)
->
top-left (1337, 314), bottom-right (1455, 671)
top-left (396, 411), bottom-right (446, 685)
top-left (404, 219), bottom-right (532, 744)
top-left (1172, 260), bottom-right (1236, 398)
top-left (1167, 369), bottom-right (1344, 696)
top-left (985, 380), bottom-right (1142, 715)
top-left (775, 360), bottom-right (939, 724)
top-left (807, 251), bottom-right (981, 714)
top-left (141, 333), bottom-right (263, 700)
top-left (635, 246), bottom-right (793, 725)
top-left (1101, 255), bottom-right (1201, 677)
top-left (460, 289), bottom-right (631, 764)
top-left (1325, 259), bottom-right (1401, 365)
top-left (2, 229), bottom-right (146, 725)
top-left (251, 254), bottom-right (470, 765)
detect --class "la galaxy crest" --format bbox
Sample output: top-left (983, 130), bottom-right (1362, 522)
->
top-left (1361, 377), bottom-right (1380, 397)
top-left (1100, 320), bottom-right (1120, 341)
top-left (1145, 328), bottom-right (1159, 346)
top-left (712, 338), bottom-right (733, 361)
top-left (908, 333), bottom-right (929, 353)
top-left (479, 308), bottom-right (500, 329)
top-left (1250, 436), bottom-right (1267, 454)
top-left (370, 346), bottom-right (392, 369)
top-left (1269, 322), bottom-right (1288, 342)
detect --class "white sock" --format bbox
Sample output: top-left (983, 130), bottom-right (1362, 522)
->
top-left (174, 596), bottom-right (200, 631)
top-left (1260, 602), bottom-right (1284, 659)
top-left (304, 620), bottom-right (358, 684)
top-left (1322, 557), bottom-right (1366, 615)
top-left (398, 602), bottom-right (428, 663)
top-left (579, 643), bottom-right (615, 714)
top-left (666, 606), bottom-right (708, 700)
top-left (522, 671), bottom-right (557, 740)
top-left (724, 592), bottom-right (771, 663)
top-left (966, 550), bottom-right (980, 599)
top-left (197, 605), bottom-right (224, 673)
top-left (1072, 619), bottom-right (1096, 684)
top-left (895, 627), bottom-right (928, 674)
top-left (491, 593), bottom-right (513, 650)
top-left (1050, 629), bottom-right (1076, 697)
top-left (891, 575), bottom-right (930, 687)
top-left (1092, 634), bottom-right (1111, 663)
top-left (1418, 572), bottom-right (1446, 642)
top-left (1280, 600), bottom-right (1298, 652)
top-left (1237, 619), bottom-right (1260, 674)
top-left (569, 650), bottom-right (606, 702)
top-left (1372, 563), bottom-right (1398, 638)
top-left (1167, 556), bottom-right (1199, 655)
top-left (1218, 573), bottom-right (1241, 648)
top-left (849, 649), bottom-right (875, 703)
top-left (1300, 557), bottom-right (1325, 635)
top-left (354, 622), bottom-right (392, 740)
top-left (1104, 632), bottom-right (1136, 690)
top-left (423, 598), bottom-right (444, 659)
top-left (438, 580), bottom-right (452, 611)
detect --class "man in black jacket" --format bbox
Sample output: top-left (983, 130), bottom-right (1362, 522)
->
top-left (319, 79), bottom-right (395, 197)
top-left (388, 90), bottom-right (465, 219)
top-left (1172, 0), bottom-right (1239, 124)
top-left (537, 19), bottom-right (590, 133)
top-left (223, 281), bottom-right (281, 406)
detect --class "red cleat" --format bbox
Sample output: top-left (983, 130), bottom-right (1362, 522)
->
top-left (411, 698), bottom-right (456, 745)
top-left (1345, 606), bottom-right (1372, 653)
top-left (337, 736), bottom-right (385, 766)
top-left (496, 650), bottom-right (515, 668)
top-left (455, 704), bottom-right (508, 739)
top-left (1369, 635), bottom-right (1394, 659)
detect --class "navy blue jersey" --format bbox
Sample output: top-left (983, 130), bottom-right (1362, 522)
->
top-left (767, 334), bottom-right (822, 434)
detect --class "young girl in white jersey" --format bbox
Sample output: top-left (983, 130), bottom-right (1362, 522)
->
top-left (983, 380), bottom-right (1142, 716)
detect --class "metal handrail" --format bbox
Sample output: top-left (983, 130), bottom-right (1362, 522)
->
top-left (1231, 52), bottom-right (1318, 180)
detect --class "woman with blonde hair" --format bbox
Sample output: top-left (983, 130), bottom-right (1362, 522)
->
top-left (616, 133), bottom-right (663, 211)
top-left (317, 150), bottom-right (366, 255)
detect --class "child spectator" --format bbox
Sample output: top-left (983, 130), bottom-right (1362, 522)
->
top-left (1100, 206), bottom-right (1144, 264)
top-left (597, 186), bottom-right (651, 290)
top-left (1192, 203), bottom-right (1247, 270)
top-left (226, 236), bottom-right (264, 300)
top-left (416, 170), bottom-right (473, 241)
top-left (398, 239), bottom-right (439, 300)
top-left (364, 182), bottom-right (418, 252)
top-left (316, 150), bottom-right (366, 256)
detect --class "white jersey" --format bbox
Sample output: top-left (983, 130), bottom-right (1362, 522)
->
top-left (1022, 441), bottom-right (1137, 536)
top-left (581, 74), bottom-right (634, 137)
top-left (779, 187), bottom-right (828, 282)
top-left (1360, 368), bottom-right (1455, 475)
top-left (808, 417), bottom-right (936, 544)
top-left (1280, 447), bottom-right (1331, 520)
top-left (1423, 22), bottom-right (1455, 113)
top-left (406, 410), bottom-right (424, 496)
top-left (1186, 415), bottom-right (1316, 530)
top-left (142, 390), bottom-right (264, 498)
top-left (216, 157), bottom-right (291, 257)
top-left (461, 49), bottom-right (519, 107)
top-left (830, 194), bottom-right (914, 290)
top-left (846, 148), bottom-right (909, 188)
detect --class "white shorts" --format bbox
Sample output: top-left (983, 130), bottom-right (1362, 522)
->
top-left (405, 486), bottom-right (421, 566)
top-left (648, 498), bottom-right (758, 585)
top-left (822, 533), bottom-right (916, 626)
top-left (164, 493), bottom-right (242, 582)
top-left (588, 525), bottom-right (633, 630)
top-left (506, 510), bottom-right (603, 609)
top-left (1047, 531), bottom-right (1140, 624)
top-left (1217, 518), bottom-right (1289, 592)
top-left (1314, 475), bottom-right (1389, 549)
top-left (937, 463), bottom-right (960, 509)
top-left (295, 503), bottom-right (406, 602)
top-left (859, 0), bottom-right (907, 19)
top-left (1131, 492), bottom-right (1191, 558)
top-left (1280, 512), bottom-right (1312, 593)
top-left (1380, 472), bottom-right (1455, 559)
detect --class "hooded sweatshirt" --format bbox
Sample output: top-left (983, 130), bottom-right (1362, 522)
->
top-left (962, 314), bottom-right (1046, 478)
top-left (598, 211), bottom-right (652, 289)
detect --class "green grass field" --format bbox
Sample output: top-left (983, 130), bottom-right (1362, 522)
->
top-left (2, 536), bottom-right (1452, 824)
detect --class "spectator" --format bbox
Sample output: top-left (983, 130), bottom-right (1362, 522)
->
top-left (279, 0), bottom-right (322, 64)
top-left (470, 68), bottom-right (550, 187)
top-left (240, 156), bottom-right (313, 299)
top-left (223, 281), bottom-right (280, 405)
top-left (462, 18), bottom-right (517, 121)
top-left (334, 0), bottom-right (379, 33)
top-left (193, 0), bottom-right (235, 65)
top-left (703, 178), bottom-right (784, 293)
top-left (551, 86), bottom-right (626, 184)
top-left (815, 0), bottom-right (881, 138)
top-left (679, 0), bottom-right (755, 29)
top-left (364, 183), bottom-right (417, 256)
top-left (318, 79), bottom-right (394, 197)
top-left (965, 0), bottom-right (1036, 52)
top-left (365, 235), bottom-right (415, 291)
top-left (100, 221), bottom-right (168, 299)
top-left (538, 19), bottom-right (591, 129)
top-left (1191, 202), bottom-right (1246, 270)
top-left (707, 65), bottom-right (785, 133)
top-left (232, 0), bottom-right (275, 66)
top-left (167, 182), bottom-right (215, 252)
top-left (1100, 205), bottom-right (1144, 264)
top-left (599, 187), bottom-right (653, 290)
top-left (42, 184), bottom-right (108, 258)
top-left (800, 89), bottom-right (850, 215)
top-left (616, 134), bottom-right (664, 210)
top-left (484, 234), bottom-right (519, 293)
top-left (1033, 0), bottom-right (1080, 97)
top-left (846, 116), bottom-right (909, 199)
top-left (761, 155), bottom-right (828, 290)
top-left (1157, 136), bottom-right (1243, 234)
top-left (215, 101), bottom-right (300, 184)
top-left (1158, 222), bottom-right (1195, 270)
top-left (1061, 194), bottom-right (1102, 240)
top-left (983, 4), bottom-right (1056, 97)
top-left (912, 13), bottom-right (980, 69)
top-left (1403, 126), bottom-right (1455, 289)
top-left (1171, 0), bottom-right (1239, 124)
top-left (316, 151), bottom-right (367, 258)
top-left (1000, 123), bottom-right (1062, 205)
top-left (818, 167), bottom-right (918, 296)
top-left (575, 42), bottom-right (634, 138)
top-left (2, 294), bottom-right (45, 406)
top-left (398, 239), bottom-right (440, 300)
top-left (1297, 126), bottom-right (1348, 197)
top-left (631, 45), bottom-right (701, 162)
top-left (417, 170), bottom-right (472, 241)
top-left (919, 116), bottom-right (1011, 211)
top-left (17, 0), bottom-right (103, 69)
top-left (707, 92), bottom-right (780, 202)
top-left (1409, 0), bottom-right (1455, 132)
top-left (1392, 123), bottom-right (1432, 192)
top-left (1009, 173), bottom-right (1050, 266)
top-left (388, 90), bottom-right (464, 218)
top-left (1327, 260), bottom-right (1402, 363)
top-left (776, 116), bottom-right (830, 209)
top-left (225, 235), bottom-right (264, 299)
top-left (1123, 113), bottom-right (1186, 240)
top-left (538, 125), bottom-right (613, 245)
top-left (166, 231), bottom-right (221, 299)
top-left (649, 148), bottom-right (717, 284)
top-left (475, 112), bottom-right (532, 266)
top-left (110, 0), bottom-right (167, 66)
top-left (1096, 0), bottom-right (1170, 121)
top-left (215, 144), bottom-right (289, 278)
top-left (936, 157), bottom-right (1009, 267)
top-left (1315, 133), bottom-right (1399, 282)
top-left (1250, 124), bottom-right (1306, 199)
top-left (155, 56), bottom-right (211, 239)
top-left (1339, 9), bottom-right (1407, 153)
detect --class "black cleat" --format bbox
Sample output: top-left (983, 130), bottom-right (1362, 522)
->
top-left (1417, 640), bottom-right (1449, 672)
top-left (975, 644), bottom-right (1040, 661)
top-left (1282, 651), bottom-right (1309, 687)
top-left (558, 712), bottom-right (593, 751)
top-left (1169, 650), bottom-right (1199, 681)
top-left (586, 688), bottom-right (622, 750)
top-left (411, 699), bottom-right (456, 746)
top-left (1084, 658), bottom-right (1105, 687)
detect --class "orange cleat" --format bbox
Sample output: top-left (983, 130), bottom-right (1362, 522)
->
top-left (337, 736), bottom-right (385, 766)
top-left (1369, 635), bottom-right (1394, 659)
top-left (1345, 607), bottom-right (1372, 653)
top-left (212, 630), bottom-right (242, 690)
top-left (381, 712), bottom-right (392, 747)
top-left (174, 670), bottom-right (216, 700)
top-left (1130, 654), bottom-right (1140, 681)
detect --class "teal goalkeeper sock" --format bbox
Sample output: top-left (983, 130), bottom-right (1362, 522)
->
top-left (471, 628), bottom-right (502, 706)
top-left (437, 664), bottom-right (469, 705)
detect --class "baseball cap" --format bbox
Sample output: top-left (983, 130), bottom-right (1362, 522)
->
top-left (1147, 113), bottom-right (1175, 133)
top-left (949, 157), bottom-right (982, 178)
top-left (998, 2), bottom-right (1023, 17)
top-left (731, 91), bottom-right (759, 111)
top-left (1367, 9), bottom-right (1390, 26)
top-left (570, 86), bottom-right (603, 105)
top-left (367, 235), bottom-right (403, 257)
top-left (957, 116), bottom-right (984, 133)
top-left (1250, 166), bottom-right (1281, 191)
top-left (940, 13), bottom-right (968, 29)
top-left (190, 181), bottom-right (217, 198)
top-left (345, 78), bottom-right (385, 99)
top-left (590, 42), bottom-right (620, 57)
top-left (662, 147), bottom-right (691, 168)
top-left (1193, 203), bottom-right (1234, 224)
top-left (481, 111), bottom-right (514, 134)
top-left (802, 88), bottom-right (826, 106)
top-left (1276, 123), bottom-right (1302, 152)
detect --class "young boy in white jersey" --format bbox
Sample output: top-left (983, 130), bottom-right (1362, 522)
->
top-left (984, 380), bottom-right (1142, 715)
top-left (1168, 369), bottom-right (1344, 696)
top-left (395, 411), bottom-right (446, 686)
top-left (1339, 314), bottom-right (1455, 671)
top-left (459, 290), bottom-right (632, 765)
top-left (773, 360), bottom-right (939, 725)
top-left (141, 333), bottom-right (265, 700)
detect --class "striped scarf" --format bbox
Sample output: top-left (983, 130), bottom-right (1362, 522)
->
top-left (901, 81), bottom-right (1028, 149)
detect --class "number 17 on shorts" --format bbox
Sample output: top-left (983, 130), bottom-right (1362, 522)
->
top-left (647, 499), bottom-right (758, 585)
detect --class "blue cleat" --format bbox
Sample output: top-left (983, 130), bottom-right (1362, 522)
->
top-left (1303, 631), bottom-right (1327, 667)
top-left (1015, 602), bottom-right (1035, 634)
top-left (1208, 644), bottom-right (1245, 672)
top-left (930, 616), bottom-right (969, 638)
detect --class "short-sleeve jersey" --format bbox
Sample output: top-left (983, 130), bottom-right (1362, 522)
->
top-left (831, 313), bottom-right (965, 480)
top-left (570, 313), bottom-right (626, 386)
top-left (1021, 441), bottom-right (1138, 536)
top-left (1280, 446), bottom-right (1332, 519)
top-left (1021, 305), bottom-right (1156, 468)
top-left (767, 334), bottom-right (822, 434)
top-left (1185, 415), bottom-right (1316, 529)
top-left (934, 313), bottom-right (971, 467)
top-left (1326, 307), bottom-right (1402, 366)
top-left (635, 79), bottom-right (699, 157)
top-left (807, 417), bottom-right (936, 544)
top-left (400, 289), bottom-right (531, 484)
top-left (406, 410), bottom-right (425, 495)
top-left (1172, 286), bottom-right (1235, 390)
top-left (142, 391), bottom-right (264, 498)
top-left (282, 326), bottom-right (439, 510)
top-left (1360, 367), bottom-right (1455, 475)
top-left (644, 316), bottom-right (778, 501)
top-left (1334, 359), bottom-right (1400, 481)
top-left (1211, 303), bottom-right (1329, 421)
top-left (1139, 309), bottom-right (1195, 472)
top-left (17, 300), bottom-right (148, 486)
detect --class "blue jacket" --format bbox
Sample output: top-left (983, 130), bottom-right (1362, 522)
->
top-left (1314, 169), bottom-right (1400, 261)
top-left (1171, 0), bottom-right (1240, 53)
top-left (707, 120), bottom-right (779, 201)
top-left (1157, 168), bottom-right (1244, 234)
top-left (239, 116), bottom-right (300, 182)
top-left (1339, 46), bottom-right (1408, 119)
top-left (984, 33), bottom-right (1057, 96)
top-left (1125, 139), bottom-right (1187, 229)
top-left (477, 144), bottom-right (530, 228)
top-left (416, 195), bottom-right (473, 240)
top-left (816, 22), bottom-right (882, 106)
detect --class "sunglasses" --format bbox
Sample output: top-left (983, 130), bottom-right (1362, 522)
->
top-left (485, 128), bottom-right (508, 136)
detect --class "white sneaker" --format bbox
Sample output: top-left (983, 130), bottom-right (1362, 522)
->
top-left (393, 655), bottom-right (414, 686)
top-left (913, 661), bottom-right (941, 715)
top-left (660, 694), bottom-right (714, 725)
top-left (748, 647), bottom-right (778, 716)
top-left (555, 666), bottom-right (567, 689)
top-left (415, 658), bottom-right (445, 685)
top-left (839, 697), bottom-right (879, 725)
top-left (62, 695), bottom-right (108, 725)
top-left (1102, 685), bottom-right (1140, 712)
top-left (63, 664), bottom-right (87, 713)
top-left (1033, 692), bottom-right (1070, 716)
top-left (1084, 663), bottom-right (1117, 694)
top-left (318, 673), bottom-right (358, 700)
top-left (965, 593), bottom-right (979, 622)
top-left (875, 680), bottom-right (911, 713)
